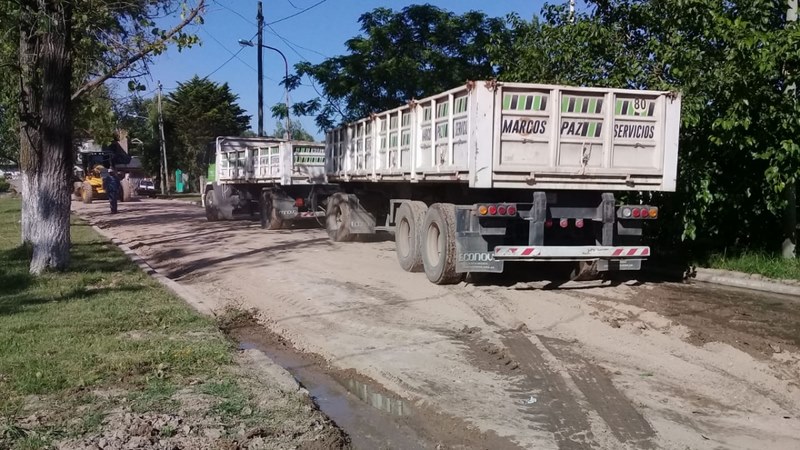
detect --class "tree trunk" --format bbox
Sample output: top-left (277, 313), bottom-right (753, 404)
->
top-left (19, 0), bottom-right (73, 274)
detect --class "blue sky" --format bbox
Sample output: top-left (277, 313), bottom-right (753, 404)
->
top-left (137, 0), bottom-right (550, 139)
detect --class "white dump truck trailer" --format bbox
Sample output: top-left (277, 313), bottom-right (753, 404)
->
top-left (322, 80), bottom-right (681, 284)
top-left (204, 137), bottom-right (337, 229)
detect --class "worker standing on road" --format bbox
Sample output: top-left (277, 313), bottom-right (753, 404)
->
top-left (103, 169), bottom-right (121, 214)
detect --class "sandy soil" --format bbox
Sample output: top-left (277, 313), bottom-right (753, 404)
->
top-left (75, 199), bottom-right (800, 450)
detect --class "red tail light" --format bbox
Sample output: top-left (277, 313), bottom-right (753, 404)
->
top-left (559, 218), bottom-right (569, 228)
top-left (575, 219), bottom-right (584, 228)
top-left (545, 219), bottom-right (553, 228)
top-left (618, 205), bottom-right (659, 220)
top-left (476, 204), bottom-right (518, 217)
top-left (295, 197), bottom-right (304, 207)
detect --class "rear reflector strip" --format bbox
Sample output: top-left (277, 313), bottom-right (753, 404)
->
top-left (495, 246), bottom-right (651, 259)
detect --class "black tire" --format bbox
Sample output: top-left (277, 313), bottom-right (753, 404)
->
top-left (205, 190), bottom-right (220, 222)
top-left (421, 203), bottom-right (462, 285)
top-left (73, 182), bottom-right (83, 199)
top-left (395, 201), bottom-right (428, 272)
top-left (120, 179), bottom-right (132, 202)
top-left (325, 192), bottom-right (354, 242)
top-left (82, 182), bottom-right (93, 204)
top-left (260, 191), bottom-right (284, 230)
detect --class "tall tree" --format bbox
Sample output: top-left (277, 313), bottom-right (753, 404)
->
top-left (271, 120), bottom-right (314, 141)
top-left (6, 0), bottom-right (205, 273)
top-left (295, 4), bottom-right (511, 129)
top-left (492, 0), bottom-right (800, 256)
top-left (163, 76), bottom-right (250, 187)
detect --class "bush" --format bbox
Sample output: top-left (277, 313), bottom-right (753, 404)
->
top-left (0, 178), bottom-right (10, 193)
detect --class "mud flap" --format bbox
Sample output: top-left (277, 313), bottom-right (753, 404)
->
top-left (347, 196), bottom-right (376, 234)
top-left (271, 193), bottom-right (299, 222)
top-left (455, 208), bottom-right (503, 273)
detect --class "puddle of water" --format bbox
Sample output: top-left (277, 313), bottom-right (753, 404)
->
top-left (345, 378), bottom-right (408, 417)
top-left (236, 336), bottom-right (428, 450)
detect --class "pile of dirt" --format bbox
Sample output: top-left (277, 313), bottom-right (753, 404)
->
top-left (57, 408), bottom-right (348, 450)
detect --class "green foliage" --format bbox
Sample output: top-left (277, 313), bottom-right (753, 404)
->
top-left (492, 0), bottom-right (800, 253)
top-left (163, 76), bottom-right (251, 186)
top-left (0, 178), bottom-right (9, 193)
top-left (706, 250), bottom-right (800, 280)
top-left (295, 4), bottom-right (511, 129)
top-left (117, 96), bottom-right (161, 175)
top-left (271, 120), bottom-right (315, 141)
top-left (73, 86), bottom-right (117, 145)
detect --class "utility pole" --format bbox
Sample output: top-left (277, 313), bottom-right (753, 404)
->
top-left (784, 0), bottom-right (797, 258)
top-left (569, 0), bottom-right (576, 23)
top-left (257, 1), bottom-right (264, 137)
top-left (157, 82), bottom-right (169, 196)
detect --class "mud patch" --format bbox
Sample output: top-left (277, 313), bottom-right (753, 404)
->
top-left (227, 321), bottom-right (522, 450)
top-left (612, 283), bottom-right (800, 360)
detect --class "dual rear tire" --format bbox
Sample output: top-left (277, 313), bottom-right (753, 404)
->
top-left (394, 201), bottom-right (462, 285)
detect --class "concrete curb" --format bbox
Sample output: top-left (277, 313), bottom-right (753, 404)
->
top-left (157, 197), bottom-right (201, 207)
top-left (87, 221), bottom-right (306, 395)
top-left (691, 267), bottom-right (800, 297)
top-left (646, 265), bottom-right (800, 297)
top-left (89, 224), bottom-right (216, 316)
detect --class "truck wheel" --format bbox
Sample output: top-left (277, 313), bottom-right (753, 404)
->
top-left (121, 179), bottom-right (132, 202)
top-left (421, 203), bottom-right (462, 285)
top-left (205, 190), bottom-right (220, 222)
top-left (260, 191), bottom-right (284, 230)
top-left (73, 182), bottom-right (83, 199)
top-left (81, 182), bottom-right (93, 204)
top-left (325, 192), bottom-right (354, 242)
top-left (395, 201), bottom-right (427, 272)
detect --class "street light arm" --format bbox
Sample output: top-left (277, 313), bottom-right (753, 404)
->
top-left (240, 39), bottom-right (291, 138)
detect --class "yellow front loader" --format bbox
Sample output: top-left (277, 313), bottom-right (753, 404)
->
top-left (73, 158), bottom-right (132, 204)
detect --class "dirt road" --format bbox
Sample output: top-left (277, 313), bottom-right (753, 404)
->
top-left (75, 199), bottom-right (800, 449)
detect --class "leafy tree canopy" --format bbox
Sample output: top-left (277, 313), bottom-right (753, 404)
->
top-left (163, 76), bottom-right (250, 182)
top-left (294, 4), bottom-right (511, 129)
top-left (272, 121), bottom-right (315, 141)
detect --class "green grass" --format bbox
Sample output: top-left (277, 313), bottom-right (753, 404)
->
top-left (0, 198), bottom-right (232, 447)
top-left (0, 197), bottom-right (339, 449)
top-left (705, 251), bottom-right (800, 281)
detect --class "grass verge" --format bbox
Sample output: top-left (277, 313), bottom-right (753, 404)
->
top-left (0, 198), bottom-right (346, 449)
top-left (705, 251), bottom-right (800, 281)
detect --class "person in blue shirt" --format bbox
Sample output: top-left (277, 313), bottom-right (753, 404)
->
top-left (103, 169), bottom-right (121, 213)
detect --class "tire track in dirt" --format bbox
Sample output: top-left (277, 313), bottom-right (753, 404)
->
top-left (450, 286), bottom-right (657, 449)
top-left (537, 336), bottom-right (656, 448)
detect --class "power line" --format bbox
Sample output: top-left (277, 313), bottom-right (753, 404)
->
top-left (265, 24), bottom-right (328, 59)
top-left (203, 28), bottom-right (256, 80)
top-left (203, 28), bottom-right (256, 71)
top-left (267, 0), bottom-right (329, 25)
top-left (211, 0), bottom-right (256, 26)
top-left (285, 0), bottom-right (302, 9)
